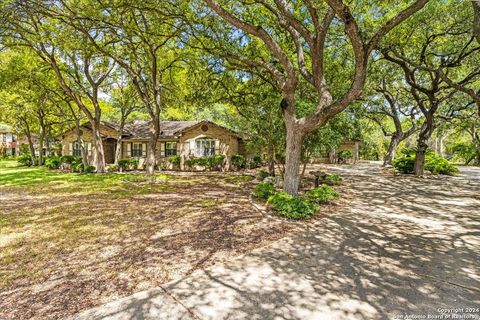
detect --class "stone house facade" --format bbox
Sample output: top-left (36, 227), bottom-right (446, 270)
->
top-left (60, 120), bottom-right (246, 170)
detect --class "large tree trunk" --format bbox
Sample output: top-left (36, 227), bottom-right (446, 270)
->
top-left (384, 135), bottom-right (400, 166)
top-left (91, 121), bottom-right (106, 173)
top-left (146, 120), bottom-right (160, 175)
top-left (45, 126), bottom-right (51, 157)
top-left (414, 139), bottom-right (428, 176)
top-left (38, 123), bottom-right (46, 165)
top-left (114, 137), bottom-right (123, 166)
top-left (38, 111), bottom-right (46, 165)
top-left (414, 107), bottom-right (435, 176)
top-left (473, 0), bottom-right (480, 45)
top-left (27, 136), bottom-right (36, 166)
top-left (283, 124), bottom-right (305, 196)
top-left (473, 131), bottom-right (480, 166)
top-left (414, 117), bottom-right (434, 176)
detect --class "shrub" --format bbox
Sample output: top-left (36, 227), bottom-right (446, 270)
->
top-left (394, 148), bottom-right (458, 175)
top-left (425, 157), bottom-right (459, 175)
top-left (213, 155), bottom-right (225, 169)
top-left (324, 174), bottom-right (342, 184)
top-left (267, 192), bottom-right (317, 219)
top-left (184, 157), bottom-right (197, 170)
top-left (195, 157), bottom-right (208, 168)
top-left (73, 162), bottom-right (84, 173)
top-left (83, 165), bottom-right (96, 173)
top-left (18, 153), bottom-right (33, 167)
top-left (129, 158), bottom-right (139, 170)
top-left (61, 155), bottom-right (76, 164)
top-left (305, 185), bottom-right (339, 204)
top-left (248, 155), bottom-right (263, 169)
top-left (71, 157), bottom-right (83, 171)
top-left (203, 155), bottom-right (225, 171)
top-left (258, 170), bottom-right (270, 181)
top-left (107, 164), bottom-right (119, 173)
top-left (393, 156), bottom-right (415, 174)
top-left (252, 182), bottom-right (276, 200)
top-left (45, 156), bottom-right (62, 169)
top-left (231, 154), bottom-right (246, 169)
top-left (118, 157), bottom-right (138, 171)
top-left (167, 155), bottom-right (181, 166)
top-left (118, 158), bottom-right (129, 170)
top-left (338, 150), bottom-right (353, 159)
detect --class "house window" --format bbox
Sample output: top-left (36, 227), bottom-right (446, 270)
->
top-left (2, 134), bottom-right (6, 143)
top-left (195, 138), bottom-right (215, 157)
top-left (72, 141), bottom-right (91, 157)
top-left (165, 142), bottom-right (177, 156)
top-left (131, 143), bottom-right (143, 157)
top-left (72, 141), bottom-right (82, 157)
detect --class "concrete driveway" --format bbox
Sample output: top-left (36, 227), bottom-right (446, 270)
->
top-left (70, 163), bottom-right (480, 320)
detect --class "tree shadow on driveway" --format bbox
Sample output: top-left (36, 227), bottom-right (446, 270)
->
top-left (159, 164), bottom-right (480, 320)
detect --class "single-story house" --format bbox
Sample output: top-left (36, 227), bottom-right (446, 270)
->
top-left (60, 120), bottom-right (246, 170)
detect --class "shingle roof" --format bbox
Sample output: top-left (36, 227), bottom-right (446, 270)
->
top-left (124, 120), bottom-right (201, 139)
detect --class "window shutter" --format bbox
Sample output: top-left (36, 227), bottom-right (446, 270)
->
top-left (127, 143), bottom-right (132, 157)
top-left (142, 143), bottom-right (147, 157)
top-left (69, 143), bottom-right (73, 155)
top-left (160, 142), bottom-right (165, 157)
top-left (215, 140), bottom-right (220, 155)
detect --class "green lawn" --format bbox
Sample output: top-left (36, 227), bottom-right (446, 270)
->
top-left (0, 164), bottom-right (291, 320)
top-left (0, 165), bottom-right (180, 197)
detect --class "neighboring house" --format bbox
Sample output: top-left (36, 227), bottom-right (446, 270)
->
top-left (0, 125), bottom-right (18, 157)
top-left (60, 120), bottom-right (246, 170)
top-left (309, 139), bottom-right (361, 164)
top-left (328, 139), bottom-right (360, 164)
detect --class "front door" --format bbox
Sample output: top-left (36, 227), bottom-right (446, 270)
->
top-left (103, 139), bottom-right (116, 164)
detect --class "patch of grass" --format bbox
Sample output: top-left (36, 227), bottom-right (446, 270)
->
top-left (198, 197), bottom-right (224, 208)
top-left (0, 160), bottom-right (18, 168)
top-left (0, 166), bottom-right (178, 197)
top-left (224, 174), bottom-right (255, 185)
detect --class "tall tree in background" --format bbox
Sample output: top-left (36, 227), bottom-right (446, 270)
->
top-left (381, 0), bottom-right (479, 175)
top-left (1, 1), bottom-right (115, 172)
top-left (0, 49), bottom-right (64, 165)
top-left (364, 76), bottom-right (418, 166)
top-left (109, 78), bottom-right (140, 165)
top-left (50, 0), bottom-right (186, 175)
top-left (198, 0), bottom-right (429, 195)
